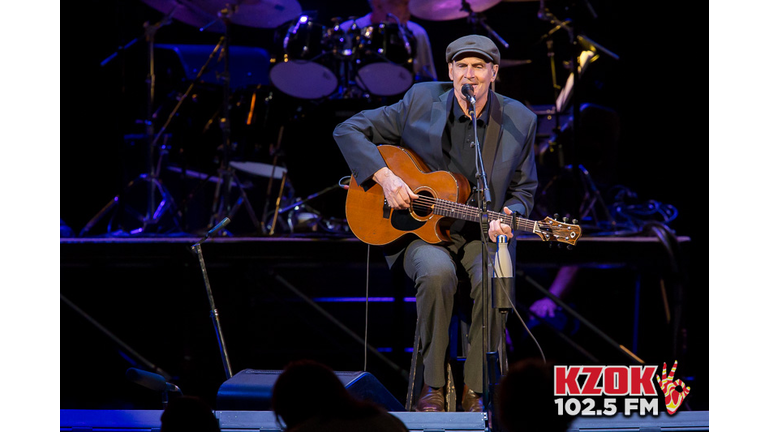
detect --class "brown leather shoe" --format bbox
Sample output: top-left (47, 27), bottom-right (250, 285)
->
top-left (415, 384), bottom-right (445, 412)
top-left (462, 385), bottom-right (484, 412)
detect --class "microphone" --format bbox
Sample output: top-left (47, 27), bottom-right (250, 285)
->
top-left (206, 217), bottom-right (231, 239)
top-left (193, 217), bottom-right (232, 248)
top-left (126, 368), bottom-right (182, 394)
top-left (461, 84), bottom-right (476, 105)
top-left (492, 234), bottom-right (514, 311)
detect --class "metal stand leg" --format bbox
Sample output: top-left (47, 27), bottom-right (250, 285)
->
top-left (518, 269), bottom-right (645, 364)
top-left (61, 294), bottom-right (173, 380)
top-left (208, 168), bottom-right (263, 235)
top-left (79, 148), bottom-right (182, 236)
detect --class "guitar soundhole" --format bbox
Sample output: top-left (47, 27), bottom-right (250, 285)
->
top-left (412, 191), bottom-right (434, 218)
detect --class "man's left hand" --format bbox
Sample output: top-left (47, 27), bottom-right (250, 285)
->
top-left (488, 207), bottom-right (513, 243)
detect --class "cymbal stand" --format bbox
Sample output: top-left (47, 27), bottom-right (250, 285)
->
top-left (259, 125), bottom-right (296, 235)
top-left (207, 6), bottom-right (263, 236)
top-left (539, 22), bottom-right (566, 169)
top-left (535, 2), bottom-right (620, 232)
top-left (80, 13), bottom-right (182, 237)
top-left (461, 0), bottom-right (509, 49)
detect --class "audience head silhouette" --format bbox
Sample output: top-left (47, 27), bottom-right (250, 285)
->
top-left (160, 395), bottom-right (220, 432)
top-left (271, 359), bottom-right (408, 432)
top-left (495, 358), bottom-right (574, 432)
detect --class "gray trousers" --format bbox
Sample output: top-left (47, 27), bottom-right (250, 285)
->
top-left (399, 233), bottom-right (509, 393)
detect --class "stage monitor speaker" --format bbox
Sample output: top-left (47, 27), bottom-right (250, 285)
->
top-left (217, 368), bottom-right (404, 412)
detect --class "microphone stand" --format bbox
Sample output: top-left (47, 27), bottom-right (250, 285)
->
top-left (191, 217), bottom-right (234, 380)
top-left (467, 95), bottom-right (494, 418)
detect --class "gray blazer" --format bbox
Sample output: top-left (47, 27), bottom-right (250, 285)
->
top-left (333, 81), bottom-right (538, 218)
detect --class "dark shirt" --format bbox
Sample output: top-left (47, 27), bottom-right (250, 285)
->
top-left (443, 95), bottom-right (491, 236)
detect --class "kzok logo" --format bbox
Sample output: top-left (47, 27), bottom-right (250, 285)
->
top-left (553, 362), bottom-right (692, 416)
top-left (555, 365), bottom-right (657, 396)
top-left (553, 365), bottom-right (659, 416)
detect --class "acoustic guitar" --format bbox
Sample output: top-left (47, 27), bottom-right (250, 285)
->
top-left (345, 145), bottom-right (581, 246)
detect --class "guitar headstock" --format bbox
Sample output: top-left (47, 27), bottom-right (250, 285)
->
top-left (534, 216), bottom-right (582, 247)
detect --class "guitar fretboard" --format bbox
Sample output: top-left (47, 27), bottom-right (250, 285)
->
top-left (430, 198), bottom-right (538, 233)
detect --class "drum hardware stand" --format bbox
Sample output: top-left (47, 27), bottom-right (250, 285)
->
top-left (259, 125), bottom-right (294, 235)
top-left (269, 182), bottom-right (344, 234)
top-left (536, 2), bottom-right (620, 233)
top-left (327, 18), bottom-right (361, 99)
top-left (145, 36), bottom-right (227, 233)
top-left (268, 172), bottom-right (289, 235)
top-left (385, 13), bottom-right (413, 60)
top-left (206, 5), bottom-right (263, 236)
top-left (80, 13), bottom-right (182, 237)
top-left (461, 0), bottom-right (509, 49)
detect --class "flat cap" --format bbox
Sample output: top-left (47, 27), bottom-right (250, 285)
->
top-left (445, 34), bottom-right (500, 65)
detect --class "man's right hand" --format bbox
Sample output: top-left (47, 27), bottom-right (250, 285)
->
top-left (373, 167), bottom-right (419, 210)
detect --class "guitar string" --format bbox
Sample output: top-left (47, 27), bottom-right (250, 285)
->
top-left (403, 195), bottom-right (538, 231)
top-left (412, 201), bottom-right (536, 230)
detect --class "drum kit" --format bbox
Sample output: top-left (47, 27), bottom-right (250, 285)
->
top-left (138, 0), bottom-right (427, 100)
top-left (138, 0), bottom-right (527, 100)
top-left (270, 16), bottom-right (418, 99)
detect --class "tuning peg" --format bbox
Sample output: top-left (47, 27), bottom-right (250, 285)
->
top-left (562, 217), bottom-right (569, 223)
top-left (553, 213), bottom-right (560, 220)
top-left (549, 242), bottom-right (553, 248)
top-left (567, 245), bottom-right (573, 250)
top-left (557, 243), bottom-right (562, 249)
top-left (572, 219), bottom-right (579, 225)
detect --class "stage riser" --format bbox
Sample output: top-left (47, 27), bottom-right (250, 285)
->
top-left (60, 410), bottom-right (708, 431)
top-left (60, 237), bottom-right (706, 413)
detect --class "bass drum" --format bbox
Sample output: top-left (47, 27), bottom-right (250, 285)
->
top-left (355, 23), bottom-right (414, 96)
top-left (270, 16), bottom-right (338, 99)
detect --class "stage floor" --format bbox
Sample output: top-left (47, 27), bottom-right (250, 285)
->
top-left (60, 408), bottom-right (709, 431)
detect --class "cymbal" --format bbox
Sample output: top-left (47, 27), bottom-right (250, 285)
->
top-left (499, 59), bottom-right (532, 68)
top-left (230, 161), bottom-right (287, 179)
top-left (194, 0), bottom-right (302, 29)
top-left (409, 0), bottom-right (502, 21)
top-left (142, 0), bottom-right (225, 32)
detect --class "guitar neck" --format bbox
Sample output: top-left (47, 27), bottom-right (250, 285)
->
top-left (431, 198), bottom-right (537, 233)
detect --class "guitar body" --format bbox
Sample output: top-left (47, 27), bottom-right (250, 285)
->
top-left (345, 145), bottom-right (471, 245)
